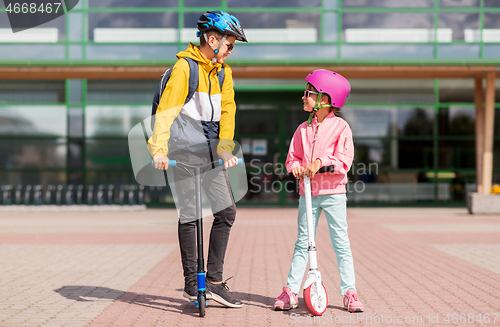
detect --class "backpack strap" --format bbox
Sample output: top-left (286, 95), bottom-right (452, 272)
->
top-left (166, 58), bottom-right (221, 97)
top-left (183, 57), bottom-right (199, 104)
top-left (150, 67), bottom-right (172, 131)
top-left (217, 64), bottom-right (225, 92)
top-left (151, 58), bottom-right (199, 131)
top-left (155, 68), bottom-right (171, 108)
top-left (158, 58), bottom-right (198, 104)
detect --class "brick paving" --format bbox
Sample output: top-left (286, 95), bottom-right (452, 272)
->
top-left (0, 207), bottom-right (499, 326)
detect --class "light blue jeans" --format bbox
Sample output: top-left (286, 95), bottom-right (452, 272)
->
top-left (286, 193), bottom-right (356, 296)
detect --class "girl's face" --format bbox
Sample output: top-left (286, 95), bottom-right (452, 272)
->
top-left (302, 84), bottom-right (319, 112)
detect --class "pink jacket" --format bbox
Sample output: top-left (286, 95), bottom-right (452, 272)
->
top-left (286, 112), bottom-right (354, 196)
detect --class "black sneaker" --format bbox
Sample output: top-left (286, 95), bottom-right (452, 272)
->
top-left (183, 281), bottom-right (212, 301)
top-left (183, 281), bottom-right (197, 301)
top-left (206, 277), bottom-right (243, 308)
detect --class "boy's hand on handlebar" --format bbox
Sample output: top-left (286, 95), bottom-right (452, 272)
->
top-left (153, 155), bottom-right (169, 170)
top-left (291, 166), bottom-right (305, 179)
top-left (218, 152), bottom-right (238, 168)
top-left (304, 159), bottom-right (322, 178)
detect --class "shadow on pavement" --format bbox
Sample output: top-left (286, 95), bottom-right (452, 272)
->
top-left (54, 286), bottom-right (347, 317)
top-left (54, 285), bottom-right (201, 316)
top-left (231, 291), bottom-right (346, 315)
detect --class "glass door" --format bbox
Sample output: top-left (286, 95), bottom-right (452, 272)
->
top-left (235, 91), bottom-right (304, 205)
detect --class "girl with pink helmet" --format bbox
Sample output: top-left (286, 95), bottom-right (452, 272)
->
top-left (273, 70), bottom-right (364, 313)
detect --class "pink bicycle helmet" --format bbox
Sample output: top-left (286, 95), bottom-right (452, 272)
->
top-left (305, 70), bottom-right (351, 108)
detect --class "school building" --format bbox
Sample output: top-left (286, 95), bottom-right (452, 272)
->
top-left (0, 0), bottom-right (499, 206)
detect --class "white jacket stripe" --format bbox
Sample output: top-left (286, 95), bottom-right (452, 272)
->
top-left (181, 92), bottom-right (222, 122)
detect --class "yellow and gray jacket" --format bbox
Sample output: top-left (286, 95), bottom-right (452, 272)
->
top-left (147, 43), bottom-right (236, 157)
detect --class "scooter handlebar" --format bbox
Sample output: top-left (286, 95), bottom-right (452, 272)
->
top-left (152, 158), bottom-right (244, 167)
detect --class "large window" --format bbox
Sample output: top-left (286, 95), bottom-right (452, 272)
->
top-left (86, 106), bottom-right (150, 137)
top-left (227, 0), bottom-right (321, 7)
top-left (88, 12), bottom-right (178, 40)
top-left (342, 0), bottom-right (434, 8)
top-left (88, 0), bottom-right (178, 7)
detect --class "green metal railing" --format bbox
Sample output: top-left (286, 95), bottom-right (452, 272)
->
top-left (0, 0), bottom-right (499, 64)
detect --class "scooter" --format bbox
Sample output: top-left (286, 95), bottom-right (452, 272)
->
top-left (302, 175), bottom-right (328, 316)
top-left (154, 158), bottom-right (243, 317)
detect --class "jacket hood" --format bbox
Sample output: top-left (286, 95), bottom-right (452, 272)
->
top-left (176, 43), bottom-right (222, 71)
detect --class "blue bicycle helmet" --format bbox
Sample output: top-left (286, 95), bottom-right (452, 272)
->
top-left (197, 10), bottom-right (247, 43)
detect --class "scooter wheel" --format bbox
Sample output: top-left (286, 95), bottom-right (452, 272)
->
top-left (198, 295), bottom-right (206, 317)
top-left (304, 282), bottom-right (328, 316)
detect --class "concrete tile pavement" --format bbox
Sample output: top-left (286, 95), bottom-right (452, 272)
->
top-left (0, 208), bottom-right (499, 326)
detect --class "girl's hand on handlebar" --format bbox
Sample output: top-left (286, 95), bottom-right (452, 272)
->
top-left (291, 165), bottom-right (305, 179)
top-left (218, 152), bottom-right (238, 168)
top-left (304, 159), bottom-right (322, 178)
top-left (153, 155), bottom-right (169, 170)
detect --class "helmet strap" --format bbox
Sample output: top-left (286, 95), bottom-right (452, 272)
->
top-left (204, 33), bottom-right (227, 64)
top-left (307, 93), bottom-right (332, 126)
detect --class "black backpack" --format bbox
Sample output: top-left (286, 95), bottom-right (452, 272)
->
top-left (150, 57), bottom-right (226, 131)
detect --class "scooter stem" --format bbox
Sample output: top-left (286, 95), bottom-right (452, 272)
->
top-left (303, 176), bottom-right (318, 271)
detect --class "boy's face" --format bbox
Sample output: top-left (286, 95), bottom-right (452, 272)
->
top-left (209, 35), bottom-right (236, 64)
top-left (302, 84), bottom-right (319, 112)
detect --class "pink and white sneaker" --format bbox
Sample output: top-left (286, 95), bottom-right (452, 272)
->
top-left (343, 289), bottom-right (364, 312)
top-left (274, 287), bottom-right (298, 311)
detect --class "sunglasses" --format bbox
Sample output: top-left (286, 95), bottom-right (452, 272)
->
top-left (304, 90), bottom-right (319, 98)
top-left (216, 38), bottom-right (234, 52)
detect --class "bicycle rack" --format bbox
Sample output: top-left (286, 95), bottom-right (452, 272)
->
top-left (128, 185), bottom-right (136, 205)
top-left (15, 185), bottom-right (22, 205)
top-left (76, 185), bottom-right (84, 205)
top-left (138, 185), bottom-right (145, 205)
top-left (56, 185), bottom-right (63, 205)
top-left (97, 185), bottom-right (105, 205)
top-left (33, 185), bottom-right (43, 206)
top-left (65, 185), bottom-right (74, 205)
top-left (119, 185), bottom-right (125, 205)
top-left (45, 185), bottom-right (55, 205)
top-left (0, 183), bottom-right (149, 207)
top-left (87, 185), bottom-right (94, 205)
top-left (2, 185), bottom-right (12, 205)
top-left (107, 185), bottom-right (115, 205)
top-left (24, 185), bottom-right (32, 205)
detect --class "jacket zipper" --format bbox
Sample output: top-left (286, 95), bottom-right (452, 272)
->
top-left (207, 66), bottom-right (218, 165)
top-left (310, 123), bottom-right (320, 162)
top-left (208, 66), bottom-right (217, 122)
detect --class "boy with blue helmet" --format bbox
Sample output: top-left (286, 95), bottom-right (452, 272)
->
top-left (149, 10), bottom-right (247, 308)
top-left (197, 10), bottom-right (248, 64)
top-left (197, 10), bottom-right (247, 42)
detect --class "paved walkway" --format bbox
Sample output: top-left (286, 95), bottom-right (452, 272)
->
top-left (0, 207), bottom-right (499, 326)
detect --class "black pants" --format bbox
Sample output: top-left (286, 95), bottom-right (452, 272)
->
top-left (169, 151), bottom-right (236, 284)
